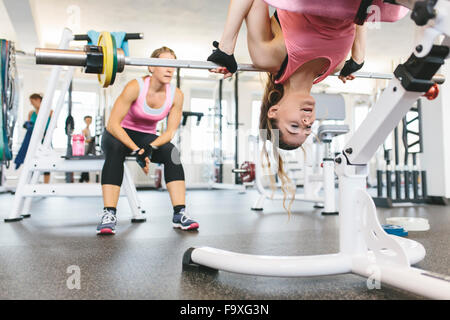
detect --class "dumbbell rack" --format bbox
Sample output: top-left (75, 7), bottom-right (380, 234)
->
top-left (4, 28), bottom-right (146, 222)
top-left (373, 100), bottom-right (429, 207)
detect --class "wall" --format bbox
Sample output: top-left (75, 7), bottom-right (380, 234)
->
top-left (420, 63), bottom-right (450, 199)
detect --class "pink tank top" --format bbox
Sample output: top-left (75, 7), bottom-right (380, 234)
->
top-left (268, 1), bottom-right (409, 84)
top-left (275, 10), bottom-right (356, 84)
top-left (264, 0), bottom-right (409, 22)
top-left (121, 77), bottom-right (176, 134)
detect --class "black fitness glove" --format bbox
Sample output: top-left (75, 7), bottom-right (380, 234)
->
top-left (339, 57), bottom-right (364, 77)
top-left (207, 41), bottom-right (238, 74)
top-left (23, 121), bottom-right (34, 130)
top-left (130, 144), bottom-right (153, 168)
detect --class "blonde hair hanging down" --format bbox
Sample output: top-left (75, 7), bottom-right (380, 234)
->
top-left (261, 123), bottom-right (296, 218)
top-left (258, 73), bottom-right (296, 217)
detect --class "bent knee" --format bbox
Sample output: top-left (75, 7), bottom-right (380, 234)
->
top-left (156, 143), bottom-right (181, 164)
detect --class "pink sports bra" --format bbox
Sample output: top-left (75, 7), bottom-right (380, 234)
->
top-left (268, 0), bottom-right (409, 84)
top-left (274, 10), bottom-right (355, 85)
top-left (121, 77), bottom-right (176, 134)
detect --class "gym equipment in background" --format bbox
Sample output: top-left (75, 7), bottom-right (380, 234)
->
top-left (5, 29), bottom-right (147, 223)
top-left (65, 81), bottom-right (75, 183)
top-left (382, 224), bottom-right (409, 237)
top-left (386, 217), bottom-right (430, 231)
top-left (232, 161), bottom-right (256, 183)
top-left (211, 78), bottom-right (247, 192)
top-left (0, 39), bottom-right (19, 194)
top-left (373, 99), bottom-right (431, 207)
top-left (0, 39), bottom-right (18, 162)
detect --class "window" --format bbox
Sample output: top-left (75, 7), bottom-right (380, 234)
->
top-left (189, 96), bottom-right (234, 163)
top-left (189, 97), bottom-right (215, 152)
top-left (51, 90), bottom-right (98, 149)
top-left (251, 100), bottom-right (261, 137)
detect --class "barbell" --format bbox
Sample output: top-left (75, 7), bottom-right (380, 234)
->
top-left (232, 161), bottom-right (256, 183)
top-left (34, 31), bottom-right (445, 88)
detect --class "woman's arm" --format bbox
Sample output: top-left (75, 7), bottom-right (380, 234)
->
top-left (28, 110), bottom-right (33, 121)
top-left (106, 79), bottom-right (140, 151)
top-left (82, 128), bottom-right (92, 143)
top-left (352, 24), bottom-right (367, 64)
top-left (149, 88), bottom-right (184, 148)
top-left (337, 24), bottom-right (367, 83)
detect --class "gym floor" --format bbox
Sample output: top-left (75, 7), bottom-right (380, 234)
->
top-left (0, 189), bottom-right (448, 300)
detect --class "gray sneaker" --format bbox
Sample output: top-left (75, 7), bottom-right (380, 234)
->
top-left (97, 209), bottom-right (117, 235)
top-left (172, 209), bottom-right (199, 231)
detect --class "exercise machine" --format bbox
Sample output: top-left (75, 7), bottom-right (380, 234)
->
top-left (0, 39), bottom-right (19, 194)
top-left (5, 29), bottom-right (146, 222)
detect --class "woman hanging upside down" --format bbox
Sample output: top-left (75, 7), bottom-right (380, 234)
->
top-left (207, 0), bottom-right (408, 149)
top-left (207, 0), bottom-right (408, 211)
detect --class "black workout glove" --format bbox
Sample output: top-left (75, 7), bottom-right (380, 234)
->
top-left (207, 41), bottom-right (238, 74)
top-left (130, 145), bottom-right (153, 168)
top-left (339, 57), bottom-right (364, 77)
top-left (23, 121), bottom-right (34, 130)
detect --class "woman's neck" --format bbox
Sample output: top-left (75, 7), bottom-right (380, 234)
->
top-left (284, 58), bottom-right (328, 95)
top-left (284, 71), bottom-right (315, 95)
top-left (148, 76), bottom-right (165, 93)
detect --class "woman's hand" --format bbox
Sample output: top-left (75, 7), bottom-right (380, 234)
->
top-left (338, 57), bottom-right (363, 83)
top-left (209, 66), bottom-right (233, 79)
top-left (338, 74), bottom-right (356, 83)
top-left (207, 41), bottom-right (236, 79)
top-left (137, 148), bottom-right (150, 175)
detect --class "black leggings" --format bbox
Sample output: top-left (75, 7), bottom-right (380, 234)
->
top-left (101, 128), bottom-right (184, 186)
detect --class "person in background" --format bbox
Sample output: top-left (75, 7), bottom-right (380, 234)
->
top-left (17, 93), bottom-right (53, 183)
top-left (79, 115), bottom-right (95, 183)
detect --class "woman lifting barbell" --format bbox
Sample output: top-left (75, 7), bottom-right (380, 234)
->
top-left (98, 46), bottom-right (199, 235)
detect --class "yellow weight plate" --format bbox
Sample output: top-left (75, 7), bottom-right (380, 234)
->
top-left (97, 31), bottom-right (114, 88)
top-left (110, 36), bottom-right (118, 86)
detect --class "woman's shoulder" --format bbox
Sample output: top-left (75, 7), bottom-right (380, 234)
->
top-left (126, 77), bottom-right (146, 90)
top-left (126, 76), bottom-right (150, 86)
top-left (121, 79), bottom-right (141, 100)
top-left (174, 87), bottom-right (184, 100)
top-left (133, 76), bottom-right (150, 90)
